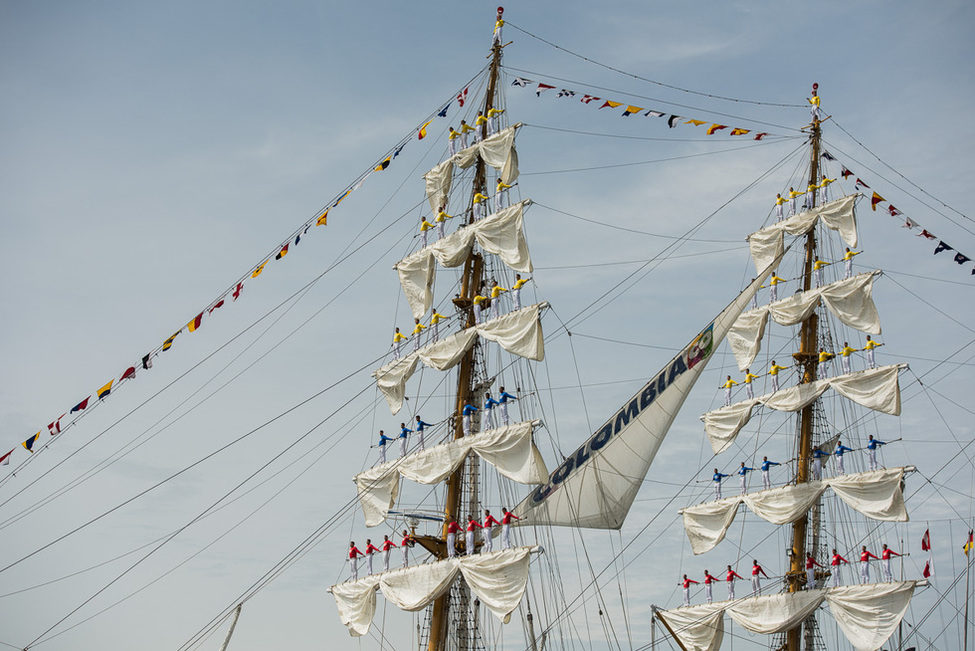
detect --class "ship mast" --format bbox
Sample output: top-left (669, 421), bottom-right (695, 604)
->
top-left (424, 12), bottom-right (505, 651)
top-left (786, 88), bottom-right (822, 651)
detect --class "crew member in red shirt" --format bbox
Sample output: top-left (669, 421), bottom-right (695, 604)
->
top-left (725, 565), bottom-right (744, 599)
top-left (703, 569), bottom-right (718, 603)
top-left (466, 516), bottom-right (483, 556)
top-left (805, 552), bottom-right (823, 590)
top-left (381, 535), bottom-right (397, 572)
top-left (446, 518), bottom-right (461, 558)
top-left (364, 539), bottom-right (381, 575)
top-left (881, 544), bottom-right (901, 582)
top-left (830, 548), bottom-right (849, 587)
top-left (680, 574), bottom-right (699, 606)
top-left (483, 510), bottom-right (502, 553)
top-left (501, 507), bottom-right (520, 549)
top-left (401, 529), bottom-right (413, 567)
top-left (860, 546), bottom-right (879, 583)
top-left (751, 560), bottom-right (769, 596)
top-left (348, 541), bottom-right (365, 580)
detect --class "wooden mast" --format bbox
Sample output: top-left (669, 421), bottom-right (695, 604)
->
top-left (425, 12), bottom-right (505, 651)
top-left (786, 87), bottom-right (822, 651)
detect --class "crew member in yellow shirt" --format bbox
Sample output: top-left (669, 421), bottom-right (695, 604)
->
top-left (819, 176), bottom-right (835, 203)
top-left (474, 110), bottom-right (488, 143)
top-left (767, 271), bottom-right (786, 302)
top-left (843, 248), bottom-right (861, 279)
top-left (862, 335), bottom-right (884, 369)
top-left (473, 292), bottom-right (488, 325)
top-left (813, 256), bottom-right (831, 288)
top-left (808, 86), bottom-right (822, 121)
top-left (436, 205), bottom-right (453, 239)
top-left (788, 187), bottom-right (804, 216)
top-left (839, 342), bottom-right (858, 374)
top-left (743, 368), bottom-right (761, 399)
top-left (459, 120), bottom-right (475, 148)
top-left (768, 360), bottom-right (788, 392)
top-left (473, 191), bottom-right (489, 220)
top-left (392, 327), bottom-right (407, 360)
top-left (512, 274), bottom-right (531, 310)
top-left (412, 318), bottom-right (427, 352)
top-left (495, 178), bottom-right (512, 211)
top-left (448, 127), bottom-right (461, 156)
top-left (492, 8), bottom-right (504, 46)
top-left (818, 348), bottom-right (835, 379)
top-left (420, 217), bottom-right (434, 247)
top-left (721, 375), bottom-right (739, 406)
top-left (805, 182), bottom-right (818, 210)
top-left (487, 107), bottom-right (505, 136)
top-left (430, 308), bottom-right (446, 342)
top-left (775, 193), bottom-right (786, 222)
top-left (489, 281), bottom-right (508, 320)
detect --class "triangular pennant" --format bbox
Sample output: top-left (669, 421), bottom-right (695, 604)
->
top-left (934, 240), bottom-right (954, 255)
top-left (954, 252), bottom-right (971, 265)
top-left (855, 177), bottom-right (870, 190)
top-left (121, 366), bottom-right (136, 381)
top-left (536, 83), bottom-right (555, 96)
top-left (729, 127), bottom-right (750, 136)
top-left (918, 229), bottom-right (937, 240)
top-left (316, 210), bottom-right (329, 227)
top-left (888, 205), bottom-right (901, 217)
top-left (600, 100), bottom-right (623, 110)
top-left (437, 103), bottom-right (450, 118)
top-left (841, 166), bottom-right (853, 179)
top-left (902, 217), bottom-right (917, 229)
top-left (70, 397), bottom-right (90, 413)
top-left (753, 132), bottom-right (769, 140)
top-left (162, 331), bottom-right (181, 351)
top-left (871, 191), bottom-right (885, 210)
top-left (275, 243), bottom-right (289, 260)
top-left (684, 119), bottom-right (706, 126)
top-left (667, 115), bottom-right (682, 128)
top-left (418, 120), bottom-right (432, 140)
top-left (374, 157), bottom-right (391, 172)
top-left (580, 95), bottom-right (600, 104)
top-left (821, 150), bottom-right (837, 161)
top-left (645, 110), bottom-right (665, 118)
top-left (621, 105), bottom-right (644, 116)
top-left (557, 89), bottom-right (575, 98)
top-left (23, 432), bottom-right (41, 453)
top-left (510, 77), bottom-right (532, 87)
top-left (0, 450), bottom-right (11, 466)
top-left (251, 261), bottom-right (268, 278)
top-left (705, 124), bottom-right (728, 135)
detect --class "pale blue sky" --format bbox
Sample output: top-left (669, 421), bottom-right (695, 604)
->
top-left (1, 2), bottom-right (973, 649)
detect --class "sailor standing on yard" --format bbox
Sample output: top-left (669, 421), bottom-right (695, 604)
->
top-left (348, 542), bottom-right (365, 580)
top-left (420, 217), bottom-right (434, 247)
top-left (483, 510), bottom-right (501, 553)
top-left (498, 386), bottom-right (517, 425)
top-left (743, 368), bottom-right (760, 399)
top-left (401, 530), bottom-right (413, 567)
top-left (881, 544), bottom-right (901, 582)
top-left (465, 515), bottom-right (483, 556)
top-left (376, 430), bottom-right (393, 464)
top-left (495, 177), bottom-right (511, 211)
top-left (511, 274), bottom-right (530, 310)
top-left (805, 182), bottom-right (817, 211)
top-left (820, 175), bottom-right (835, 203)
top-left (767, 271), bottom-right (785, 302)
top-left (429, 308), bottom-right (446, 343)
top-left (446, 518), bottom-right (461, 558)
top-left (381, 535), bottom-right (396, 572)
top-left (459, 120), bottom-right (474, 148)
top-left (492, 7), bottom-right (504, 46)
top-left (414, 415), bottom-right (433, 450)
top-left (775, 193), bottom-right (786, 221)
top-left (751, 560), bottom-right (769, 596)
top-left (462, 402), bottom-right (479, 436)
top-left (834, 440), bottom-right (854, 474)
top-left (805, 553), bottom-right (823, 589)
top-left (788, 187), bottom-right (803, 216)
top-left (501, 507), bottom-right (519, 549)
top-left (867, 435), bottom-right (886, 471)
top-left (840, 342), bottom-right (857, 374)
top-left (472, 292), bottom-right (488, 325)
top-left (738, 462), bottom-right (755, 495)
top-left (398, 422), bottom-right (412, 458)
top-left (680, 575), bottom-right (699, 607)
top-left (818, 347), bottom-right (835, 379)
top-left (474, 110), bottom-right (488, 143)
top-left (448, 126), bottom-right (460, 155)
top-left (436, 206), bottom-right (453, 239)
top-left (768, 360), bottom-right (788, 392)
top-left (482, 392), bottom-right (499, 430)
top-left (726, 566), bottom-right (744, 599)
top-left (490, 281), bottom-right (508, 320)
top-left (487, 107), bottom-right (504, 137)
top-left (720, 376), bottom-right (738, 406)
top-left (392, 327), bottom-right (406, 360)
top-left (860, 546), bottom-right (879, 583)
top-left (364, 539), bottom-right (381, 575)
top-left (412, 318), bottom-right (426, 352)
top-left (761, 456), bottom-right (781, 490)
top-left (473, 191), bottom-right (489, 220)
top-left (812, 448), bottom-right (830, 481)
top-left (703, 570), bottom-right (718, 604)
top-left (712, 468), bottom-right (730, 500)
top-left (831, 549), bottom-right (849, 587)
top-left (813, 256), bottom-right (830, 288)
top-left (863, 335), bottom-right (884, 369)
top-left (808, 84), bottom-right (822, 122)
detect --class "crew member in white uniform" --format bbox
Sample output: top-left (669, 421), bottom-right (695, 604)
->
top-left (412, 319), bottom-right (426, 352)
top-left (446, 519), bottom-right (461, 558)
top-left (474, 111), bottom-right (488, 143)
top-left (768, 361), bottom-right (788, 392)
top-left (473, 191), bottom-right (488, 220)
top-left (414, 415), bottom-right (433, 450)
top-left (881, 544), bottom-right (901, 582)
top-left (760, 457), bottom-right (781, 490)
top-left (840, 342), bottom-right (857, 375)
top-left (843, 247), bottom-right (861, 279)
top-left (743, 368), bottom-right (760, 399)
top-left (420, 217), bottom-right (434, 247)
top-left (805, 553), bottom-right (822, 589)
top-left (462, 403), bottom-right (478, 437)
top-left (348, 542), bottom-right (365, 580)
top-left (775, 193), bottom-right (785, 221)
top-left (483, 510), bottom-right (501, 553)
top-left (712, 469), bottom-right (730, 500)
top-left (381, 535), bottom-right (396, 572)
top-left (487, 107), bottom-right (504, 136)
top-left (497, 387), bottom-right (517, 425)
top-left (812, 256), bottom-right (830, 288)
top-left (808, 85), bottom-right (822, 122)
top-left (703, 570), bottom-right (717, 604)
top-left (495, 177), bottom-right (511, 211)
top-left (720, 376), bottom-right (737, 406)
top-left (489, 281), bottom-right (507, 319)
top-left (448, 127), bottom-right (460, 155)
top-left (831, 549), bottom-right (849, 587)
top-left (751, 560), bottom-right (768, 596)
top-left (376, 430), bottom-right (393, 464)
top-left (364, 540), bottom-right (380, 575)
top-left (492, 9), bottom-right (504, 46)
top-left (398, 423), bottom-right (412, 458)
top-left (482, 393), bottom-right (498, 430)
top-left (862, 335), bottom-right (884, 369)
top-left (429, 308), bottom-right (446, 343)
top-left (725, 566), bottom-right (743, 599)
top-left (436, 206), bottom-right (453, 239)
top-left (401, 530), bottom-right (412, 567)
top-left (860, 546), bottom-right (879, 583)
top-left (680, 575), bottom-right (698, 607)
top-left (512, 274), bottom-right (530, 310)
top-left (866, 435), bottom-right (886, 471)
top-left (738, 462), bottom-right (755, 495)
top-left (465, 516), bottom-right (482, 556)
top-left (472, 292), bottom-right (487, 324)
top-left (392, 328), bottom-right (406, 360)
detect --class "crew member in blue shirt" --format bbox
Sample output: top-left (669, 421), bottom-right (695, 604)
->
top-left (462, 403), bottom-right (479, 437)
top-left (414, 415), bottom-right (433, 450)
top-left (497, 387), bottom-right (518, 426)
top-left (760, 456), bottom-right (781, 490)
top-left (712, 469), bottom-right (730, 500)
top-left (376, 430), bottom-right (394, 464)
top-left (483, 392), bottom-right (499, 430)
top-left (738, 462), bottom-right (755, 495)
top-left (834, 440), bottom-right (854, 474)
top-left (812, 448), bottom-right (830, 480)
top-left (866, 435), bottom-right (886, 471)
top-left (398, 422), bottom-right (413, 458)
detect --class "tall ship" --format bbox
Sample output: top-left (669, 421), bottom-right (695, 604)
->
top-left (1, 8), bottom-right (972, 651)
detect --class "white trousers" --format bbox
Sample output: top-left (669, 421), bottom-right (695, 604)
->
top-left (806, 567), bottom-right (815, 589)
top-left (460, 134), bottom-right (469, 149)
top-left (751, 576), bottom-right (761, 596)
top-left (350, 557), bottom-right (359, 581)
top-left (502, 523), bottom-right (511, 549)
top-left (682, 587), bottom-right (690, 607)
top-left (714, 482), bottom-right (722, 500)
top-left (474, 202), bottom-right (485, 220)
top-left (466, 530), bottom-right (475, 555)
top-left (421, 231), bottom-right (428, 247)
top-left (491, 299), bottom-right (500, 320)
top-left (449, 139), bottom-right (457, 156)
top-left (724, 387), bottom-right (732, 406)
top-left (845, 259), bottom-right (853, 278)
top-left (413, 334), bottom-right (421, 352)
top-left (512, 287), bottom-right (522, 310)
top-left (762, 470), bottom-right (771, 490)
top-left (473, 304), bottom-right (482, 324)
top-left (383, 549), bottom-right (391, 572)
top-left (499, 402), bottom-right (510, 425)
top-left (813, 268), bottom-right (822, 288)
top-left (431, 322), bottom-right (440, 343)
top-left (837, 454), bottom-right (846, 474)
top-left (842, 356), bottom-right (851, 374)
top-left (771, 374), bottom-right (780, 392)
top-left (727, 581), bottom-right (735, 600)
top-left (393, 341), bottom-right (401, 360)
top-left (437, 221), bottom-right (445, 239)
top-left (447, 532), bottom-right (456, 557)
top-left (820, 186), bottom-right (828, 203)
top-left (883, 558), bottom-right (893, 582)
top-left (417, 429), bottom-right (425, 450)
top-left (860, 561), bottom-right (870, 583)
top-left (483, 529), bottom-right (493, 553)
top-left (770, 285), bottom-right (778, 302)
top-left (483, 408), bottom-right (493, 430)
top-left (868, 449), bottom-right (878, 471)
top-left (379, 445), bottom-right (387, 465)
top-left (402, 545), bottom-right (409, 567)
top-left (705, 583), bottom-right (713, 603)
top-left (493, 25), bottom-right (502, 46)
top-left (750, 294), bottom-right (758, 310)
top-left (739, 475), bottom-right (747, 495)
top-left (832, 566), bottom-right (842, 587)
top-left (867, 348), bottom-right (876, 368)
top-left (495, 189), bottom-right (507, 211)
top-left (366, 554), bottom-right (374, 575)
top-left (790, 198), bottom-right (797, 216)
top-left (399, 437), bottom-right (407, 458)
top-left (812, 458), bottom-right (822, 480)
top-left (463, 414), bottom-right (472, 437)
top-left (775, 204), bottom-right (783, 221)
top-left (746, 383), bottom-right (754, 399)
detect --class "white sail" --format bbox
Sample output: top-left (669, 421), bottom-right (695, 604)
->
top-left (728, 271), bottom-right (882, 371)
top-left (702, 364), bottom-right (905, 454)
top-left (395, 200), bottom-right (533, 318)
top-left (423, 125), bottom-right (520, 213)
top-left (747, 194), bottom-right (859, 274)
top-left (354, 421), bottom-right (548, 527)
top-left (330, 547), bottom-right (535, 637)
top-left (511, 264), bottom-right (781, 529)
top-left (680, 467), bottom-right (911, 554)
top-left (372, 303), bottom-right (546, 414)
top-left (658, 580), bottom-right (922, 651)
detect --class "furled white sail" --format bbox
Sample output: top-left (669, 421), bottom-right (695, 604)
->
top-left (657, 580), bottom-right (922, 651)
top-left (512, 263), bottom-right (782, 530)
top-left (680, 467), bottom-right (911, 554)
top-left (748, 194), bottom-right (859, 274)
top-left (372, 304), bottom-right (546, 414)
top-left (423, 125), bottom-right (520, 213)
top-left (702, 364), bottom-right (906, 455)
top-left (354, 421), bottom-right (548, 527)
top-left (728, 271), bottom-right (881, 371)
top-left (331, 547), bottom-right (535, 637)
top-left (396, 200), bottom-right (533, 318)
